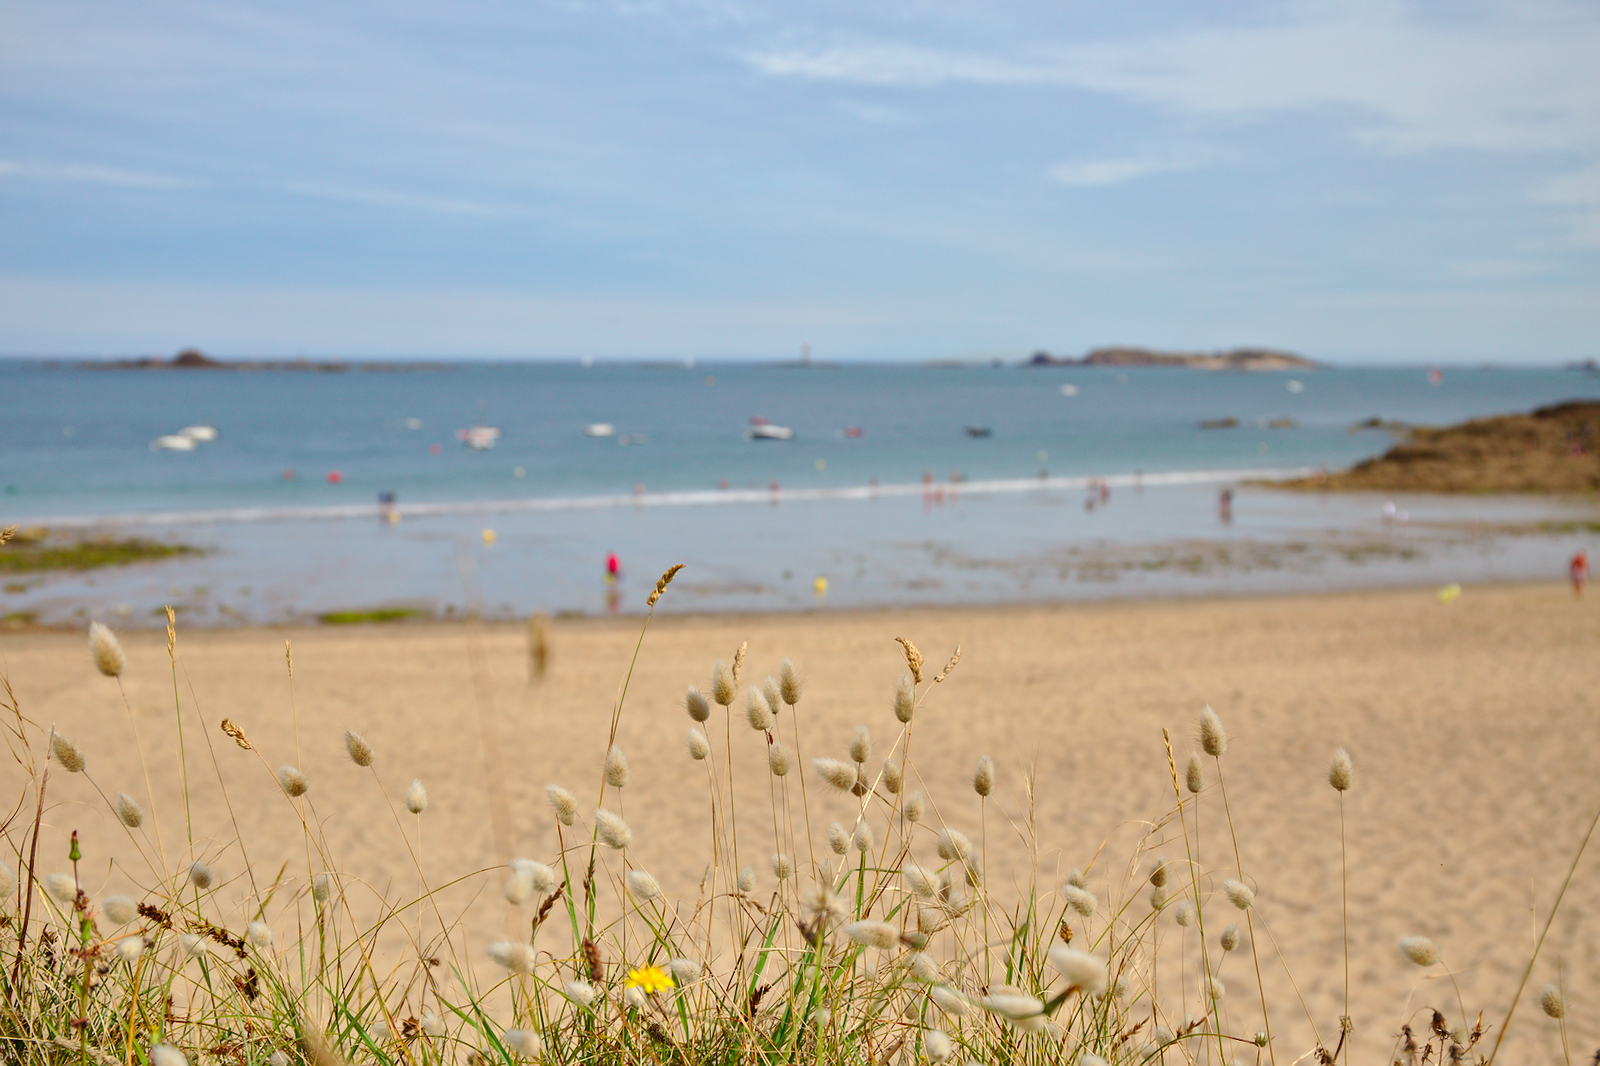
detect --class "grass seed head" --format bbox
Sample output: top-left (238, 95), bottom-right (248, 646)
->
top-left (278, 767), bottom-right (309, 798)
top-left (924, 1030), bottom-right (953, 1063)
top-left (1203, 975), bottom-right (1226, 1000)
top-left (772, 852), bottom-right (794, 880)
top-left (116, 792), bottom-right (146, 827)
top-left (248, 921), bottom-right (272, 947)
top-left (931, 985), bottom-right (973, 1016)
top-left (1221, 923), bottom-right (1241, 950)
top-left (116, 935), bottom-right (145, 964)
top-left (737, 866), bottom-right (755, 893)
top-left (595, 807), bottom-right (632, 849)
top-left (685, 685), bottom-right (711, 722)
top-left (505, 870), bottom-right (533, 905)
top-left (668, 958), bottom-right (702, 984)
top-left (514, 859), bottom-right (556, 894)
top-left (711, 660), bottom-right (736, 706)
top-left (406, 778), bottom-right (427, 813)
top-left (1222, 878), bottom-right (1254, 909)
top-left (1540, 983), bottom-right (1566, 1018)
top-left (853, 821), bottom-right (874, 853)
top-left (1329, 747), bottom-right (1353, 791)
top-left (973, 755), bottom-right (994, 797)
top-left (1149, 855), bottom-right (1169, 887)
top-left (904, 863), bottom-right (937, 899)
top-left (189, 861), bottom-right (213, 890)
top-left (828, 822), bottom-right (850, 855)
top-left (936, 829), bottom-right (972, 861)
top-left (1175, 899), bottom-right (1196, 927)
top-left (343, 729), bottom-right (373, 767)
top-left (563, 981), bottom-right (597, 1007)
top-left (150, 1045), bottom-right (186, 1066)
top-left (546, 784), bottom-right (578, 825)
top-left (882, 761), bottom-right (903, 793)
top-left (502, 1029), bottom-right (543, 1057)
top-left (487, 940), bottom-right (536, 974)
top-left (850, 725), bottom-right (873, 763)
top-left (1066, 867), bottom-right (1088, 889)
top-left (88, 621), bottom-right (126, 678)
top-left (768, 741), bottom-right (791, 776)
top-left (1082, 1057), bottom-right (1109, 1066)
top-left (1062, 884), bottom-right (1097, 917)
top-left (44, 873), bottom-right (77, 904)
top-left (908, 952), bottom-right (939, 983)
top-left (746, 688), bottom-right (774, 730)
top-left (842, 920), bottom-right (900, 950)
top-left (1150, 883), bottom-right (1169, 910)
top-left (779, 658), bottom-right (802, 705)
top-left (687, 727), bottom-right (711, 760)
top-left (1199, 704), bottom-right (1228, 757)
top-left (314, 873), bottom-right (337, 902)
top-left (1399, 936), bottom-right (1440, 966)
top-left (102, 895), bottom-right (137, 924)
top-left (49, 733), bottom-right (86, 774)
top-left (1047, 946), bottom-right (1108, 995)
top-left (626, 869), bottom-right (662, 900)
top-left (814, 757), bottom-right (859, 792)
top-left (1185, 753), bottom-right (1204, 794)
top-left (763, 677), bottom-right (784, 718)
top-left (894, 675), bottom-right (916, 723)
top-left (904, 791), bottom-right (926, 823)
top-left (605, 745), bottom-right (630, 787)
top-left (420, 1012), bottom-right (447, 1036)
top-left (180, 933), bottom-right (208, 958)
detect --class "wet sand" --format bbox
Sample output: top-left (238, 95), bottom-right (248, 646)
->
top-left (3, 582), bottom-right (1596, 1060)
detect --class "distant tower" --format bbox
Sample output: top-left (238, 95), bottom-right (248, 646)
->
top-left (801, 342), bottom-right (811, 367)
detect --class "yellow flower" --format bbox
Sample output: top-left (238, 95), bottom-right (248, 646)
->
top-left (625, 964), bottom-right (675, 994)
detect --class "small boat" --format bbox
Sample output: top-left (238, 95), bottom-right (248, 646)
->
top-left (456, 426), bottom-right (502, 450)
top-left (841, 426), bottom-right (864, 438)
top-left (178, 425), bottom-right (219, 441)
top-left (1059, 384), bottom-right (1079, 397)
top-left (746, 424), bottom-right (794, 441)
top-left (964, 426), bottom-right (992, 438)
top-left (150, 434), bottom-right (198, 451)
top-left (584, 423), bottom-right (615, 437)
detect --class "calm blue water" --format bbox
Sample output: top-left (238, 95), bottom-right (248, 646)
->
top-left (4, 359), bottom-right (1600, 625)
top-left (7, 360), bottom-right (1600, 517)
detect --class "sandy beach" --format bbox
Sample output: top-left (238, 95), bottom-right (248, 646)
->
top-left (3, 581), bottom-right (1596, 1061)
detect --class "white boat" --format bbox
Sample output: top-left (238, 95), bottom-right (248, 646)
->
top-left (745, 424), bottom-right (794, 441)
top-left (178, 425), bottom-right (219, 441)
top-left (1059, 384), bottom-right (1079, 397)
top-left (150, 434), bottom-right (197, 451)
top-left (456, 426), bottom-right (502, 450)
top-left (584, 423), bottom-right (616, 437)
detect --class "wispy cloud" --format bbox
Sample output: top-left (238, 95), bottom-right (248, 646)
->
top-left (275, 181), bottom-right (528, 219)
top-left (0, 159), bottom-right (205, 190)
top-left (740, 2), bottom-right (1600, 155)
top-left (1049, 156), bottom-right (1197, 187)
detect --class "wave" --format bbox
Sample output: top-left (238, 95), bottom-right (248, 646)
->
top-left (18, 465), bottom-right (1315, 529)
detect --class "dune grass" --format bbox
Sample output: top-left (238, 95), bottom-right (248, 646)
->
top-left (0, 567), bottom-right (1590, 1066)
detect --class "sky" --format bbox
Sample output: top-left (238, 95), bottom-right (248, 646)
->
top-left (2, 0), bottom-right (1597, 363)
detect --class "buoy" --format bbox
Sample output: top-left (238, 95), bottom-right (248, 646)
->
top-left (482, 528), bottom-right (496, 545)
top-left (813, 576), bottom-right (829, 598)
top-left (326, 471), bottom-right (342, 484)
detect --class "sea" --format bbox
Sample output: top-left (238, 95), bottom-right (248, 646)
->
top-left (4, 359), bottom-right (1599, 626)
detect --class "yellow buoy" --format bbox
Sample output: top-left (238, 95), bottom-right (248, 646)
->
top-left (482, 528), bottom-right (496, 545)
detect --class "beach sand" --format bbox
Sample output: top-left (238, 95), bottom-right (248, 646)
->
top-left (3, 582), bottom-right (1596, 1060)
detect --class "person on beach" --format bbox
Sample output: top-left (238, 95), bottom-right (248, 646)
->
top-left (1571, 551), bottom-right (1589, 597)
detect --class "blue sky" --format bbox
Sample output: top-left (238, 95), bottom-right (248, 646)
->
top-left (2, 0), bottom-right (1596, 362)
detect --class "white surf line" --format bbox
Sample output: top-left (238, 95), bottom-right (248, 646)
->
top-left (17, 466), bottom-right (1317, 529)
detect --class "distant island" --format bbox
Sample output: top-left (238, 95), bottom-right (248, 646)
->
top-left (93, 348), bottom-right (450, 372)
top-left (1028, 346), bottom-right (1318, 371)
top-left (1279, 400), bottom-right (1600, 494)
